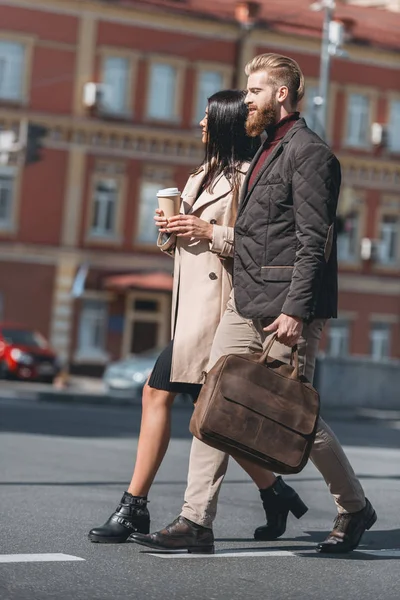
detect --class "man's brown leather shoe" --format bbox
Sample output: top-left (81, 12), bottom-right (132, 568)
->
top-left (128, 516), bottom-right (215, 554)
top-left (317, 498), bottom-right (377, 553)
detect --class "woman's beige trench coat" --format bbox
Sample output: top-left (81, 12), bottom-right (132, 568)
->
top-left (158, 163), bottom-right (249, 384)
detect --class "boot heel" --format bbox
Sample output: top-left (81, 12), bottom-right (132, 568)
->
top-left (290, 495), bottom-right (308, 519)
top-left (366, 511), bottom-right (377, 530)
top-left (188, 545), bottom-right (215, 554)
top-left (135, 519), bottom-right (150, 535)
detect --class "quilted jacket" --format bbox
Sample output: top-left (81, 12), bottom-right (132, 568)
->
top-left (234, 118), bottom-right (340, 322)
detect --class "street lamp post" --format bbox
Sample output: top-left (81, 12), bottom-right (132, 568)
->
top-left (315, 0), bottom-right (335, 140)
top-left (311, 0), bottom-right (348, 141)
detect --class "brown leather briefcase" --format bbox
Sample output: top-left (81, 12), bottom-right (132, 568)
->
top-left (189, 335), bottom-right (320, 475)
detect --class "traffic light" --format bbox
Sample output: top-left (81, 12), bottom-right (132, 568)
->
top-left (25, 123), bottom-right (48, 165)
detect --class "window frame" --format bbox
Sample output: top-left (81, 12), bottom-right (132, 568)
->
top-left (86, 163), bottom-right (127, 246)
top-left (387, 95), bottom-right (400, 154)
top-left (134, 165), bottom-right (175, 250)
top-left (369, 322), bottom-right (391, 362)
top-left (145, 55), bottom-right (187, 123)
top-left (192, 61), bottom-right (232, 125)
top-left (374, 196), bottom-right (400, 271)
top-left (336, 189), bottom-right (366, 268)
top-left (0, 33), bottom-right (34, 105)
top-left (98, 47), bottom-right (139, 118)
top-left (75, 296), bottom-right (110, 363)
top-left (0, 164), bottom-right (21, 234)
top-left (343, 86), bottom-right (377, 150)
top-left (122, 290), bottom-right (170, 358)
top-left (327, 319), bottom-right (351, 358)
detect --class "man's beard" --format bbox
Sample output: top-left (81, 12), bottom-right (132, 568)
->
top-left (246, 101), bottom-right (278, 137)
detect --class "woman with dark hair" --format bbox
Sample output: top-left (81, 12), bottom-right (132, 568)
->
top-left (88, 90), bottom-right (307, 546)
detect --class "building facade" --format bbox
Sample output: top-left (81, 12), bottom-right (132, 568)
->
top-left (0, 0), bottom-right (399, 375)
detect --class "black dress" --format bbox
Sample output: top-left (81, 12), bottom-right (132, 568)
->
top-left (148, 340), bottom-right (201, 401)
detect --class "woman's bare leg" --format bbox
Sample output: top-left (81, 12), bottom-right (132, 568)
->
top-left (235, 456), bottom-right (277, 489)
top-left (127, 382), bottom-right (176, 497)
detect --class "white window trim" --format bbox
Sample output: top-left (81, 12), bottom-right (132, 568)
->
top-left (98, 47), bottom-right (139, 118)
top-left (86, 170), bottom-right (127, 246)
top-left (122, 291), bottom-right (170, 358)
top-left (327, 321), bottom-right (350, 358)
top-left (0, 33), bottom-right (34, 105)
top-left (342, 86), bottom-right (377, 151)
top-left (388, 96), bottom-right (400, 153)
top-left (74, 298), bottom-right (110, 364)
top-left (369, 324), bottom-right (391, 362)
top-left (145, 55), bottom-right (187, 124)
top-left (192, 61), bottom-right (232, 125)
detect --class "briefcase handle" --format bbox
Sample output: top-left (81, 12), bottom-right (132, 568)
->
top-left (257, 333), bottom-right (299, 380)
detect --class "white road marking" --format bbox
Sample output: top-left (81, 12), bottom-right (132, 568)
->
top-left (148, 550), bottom-right (296, 559)
top-left (148, 548), bottom-right (400, 559)
top-left (0, 553), bottom-right (85, 563)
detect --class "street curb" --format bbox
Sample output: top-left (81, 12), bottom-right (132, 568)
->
top-left (0, 389), bottom-right (398, 418)
top-left (0, 388), bottom-right (192, 408)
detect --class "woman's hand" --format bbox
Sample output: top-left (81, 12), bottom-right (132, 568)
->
top-left (163, 214), bottom-right (213, 240)
top-left (154, 209), bottom-right (168, 230)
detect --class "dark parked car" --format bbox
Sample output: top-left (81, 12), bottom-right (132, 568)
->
top-left (0, 323), bottom-right (61, 383)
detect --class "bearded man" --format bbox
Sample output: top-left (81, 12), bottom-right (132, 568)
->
top-left (129, 53), bottom-right (377, 555)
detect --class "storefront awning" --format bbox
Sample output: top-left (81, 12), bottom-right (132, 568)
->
top-left (103, 271), bottom-right (173, 292)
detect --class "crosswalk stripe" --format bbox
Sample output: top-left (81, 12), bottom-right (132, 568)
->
top-left (0, 554), bottom-right (85, 563)
top-left (148, 550), bottom-right (296, 559)
top-left (147, 548), bottom-right (400, 559)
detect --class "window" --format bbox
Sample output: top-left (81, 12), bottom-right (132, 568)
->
top-left (101, 56), bottom-right (129, 115)
top-left (346, 93), bottom-right (370, 148)
top-left (337, 213), bottom-right (359, 263)
top-left (136, 181), bottom-right (162, 245)
top-left (0, 41), bottom-right (25, 101)
top-left (0, 166), bottom-right (15, 230)
top-left (147, 63), bottom-right (177, 121)
top-left (302, 85), bottom-right (319, 131)
top-left (327, 320), bottom-right (349, 357)
top-left (90, 178), bottom-right (119, 238)
top-left (195, 70), bottom-right (223, 122)
top-left (77, 299), bottom-right (108, 358)
top-left (378, 215), bottom-right (399, 265)
top-left (388, 100), bottom-right (400, 152)
top-left (370, 323), bottom-right (391, 362)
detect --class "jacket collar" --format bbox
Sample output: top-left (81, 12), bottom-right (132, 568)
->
top-left (182, 163), bottom-right (250, 214)
top-left (239, 119), bottom-right (306, 216)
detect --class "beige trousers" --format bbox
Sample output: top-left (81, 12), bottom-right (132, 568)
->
top-left (180, 294), bottom-right (365, 528)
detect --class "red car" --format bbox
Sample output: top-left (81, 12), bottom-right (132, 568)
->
top-left (0, 323), bottom-right (61, 383)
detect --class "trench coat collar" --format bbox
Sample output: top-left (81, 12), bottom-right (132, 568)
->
top-left (182, 163), bottom-right (249, 215)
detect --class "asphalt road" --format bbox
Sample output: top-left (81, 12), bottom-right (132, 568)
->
top-left (1, 395), bottom-right (400, 600)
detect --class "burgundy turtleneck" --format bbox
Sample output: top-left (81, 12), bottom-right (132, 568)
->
top-left (248, 112), bottom-right (300, 189)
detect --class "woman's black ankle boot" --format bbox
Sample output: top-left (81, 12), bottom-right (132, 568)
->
top-left (254, 476), bottom-right (308, 541)
top-left (88, 492), bottom-right (150, 543)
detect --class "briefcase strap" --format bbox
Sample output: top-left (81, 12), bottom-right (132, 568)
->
top-left (257, 333), bottom-right (299, 380)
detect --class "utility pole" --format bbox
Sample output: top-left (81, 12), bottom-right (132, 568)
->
top-left (311, 0), bottom-right (347, 141)
top-left (316, 0), bottom-right (335, 140)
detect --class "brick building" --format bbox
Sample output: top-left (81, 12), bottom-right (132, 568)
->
top-left (0, 0), bottom-right (399, 375)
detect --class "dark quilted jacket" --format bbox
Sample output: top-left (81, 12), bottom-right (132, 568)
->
top-left (234, 118), bottom-right (340, 322)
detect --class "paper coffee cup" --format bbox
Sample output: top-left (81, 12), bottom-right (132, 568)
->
top-left (157, 187), bottom-right (181, 220)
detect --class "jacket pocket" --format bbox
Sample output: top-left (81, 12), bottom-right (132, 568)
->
top-left (261, 266), bottom-right (294, 282)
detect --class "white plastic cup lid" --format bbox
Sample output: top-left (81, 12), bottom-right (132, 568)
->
top-left (157, 187), bottom-right (181, 197)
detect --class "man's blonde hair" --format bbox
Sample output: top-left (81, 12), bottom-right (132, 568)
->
top-left (245, 53), bottom-right (305, 106)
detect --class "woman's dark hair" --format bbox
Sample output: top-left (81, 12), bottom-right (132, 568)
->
top-left (196, 89), bottom-right (260, 194)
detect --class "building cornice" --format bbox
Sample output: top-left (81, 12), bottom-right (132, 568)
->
top-left (0, 109), bottom-right (203, 165)
top-left (2, 0), bottom-right (400, 70)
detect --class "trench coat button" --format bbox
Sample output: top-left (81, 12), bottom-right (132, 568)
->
top-left (209, 272), bottom-right (218, 280)
top-left (210, 219), bottom-right (217, 224)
